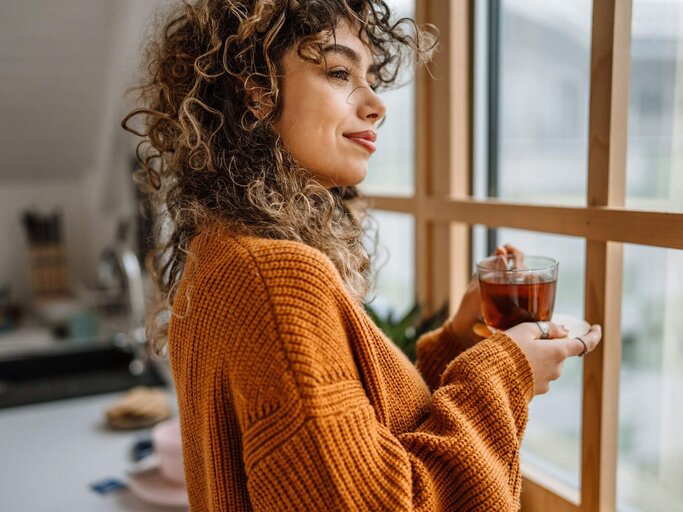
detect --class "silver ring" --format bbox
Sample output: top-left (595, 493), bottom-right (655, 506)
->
top-left (576, 336), bottom-right (588, 357)
top-left (536, 321), bottom-right (550, 339)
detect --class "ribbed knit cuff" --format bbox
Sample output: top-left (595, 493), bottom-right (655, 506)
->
top-left (440, 331), bottom-right (535, 410)
top-left (415, 324), bottom-right (470, 392)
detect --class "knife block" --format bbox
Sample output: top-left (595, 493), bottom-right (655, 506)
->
top-left (29, 243), bottom-right (70, 296)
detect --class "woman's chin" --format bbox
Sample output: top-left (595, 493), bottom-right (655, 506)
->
top-left (315, 169), bottom-right (367, 189)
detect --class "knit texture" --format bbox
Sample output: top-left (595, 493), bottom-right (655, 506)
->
top-left (168, 225), bottom-right (535, 511)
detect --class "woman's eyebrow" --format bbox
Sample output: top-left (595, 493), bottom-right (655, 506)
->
top-left (321, 44), bottom-right (376, 74)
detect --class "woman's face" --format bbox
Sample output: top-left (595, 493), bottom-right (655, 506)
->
top-left (272, 19), bottom-right (386, 188)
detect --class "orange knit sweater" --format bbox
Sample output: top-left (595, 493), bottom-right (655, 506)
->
top-left (168, 225), bottom-right (535, 511)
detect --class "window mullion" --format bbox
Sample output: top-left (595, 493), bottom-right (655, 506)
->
top-left (582, 1), bottom-right (633, 510)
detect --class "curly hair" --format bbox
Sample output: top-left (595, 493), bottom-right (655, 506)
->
top-left (122, 0), bottom-right (437, 354)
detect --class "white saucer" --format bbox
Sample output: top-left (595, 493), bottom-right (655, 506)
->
top-left (473, 313), bottom-right (590, 339)
top-left (127, 464), bottom-right (189, 508)
top-left (551, 314), bottom-right (590, 339)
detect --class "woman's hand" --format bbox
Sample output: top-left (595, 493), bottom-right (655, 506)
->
top-left (505, 321), bottom-right (603, 396)
top-left (445, 244), bottom-right (525, 349)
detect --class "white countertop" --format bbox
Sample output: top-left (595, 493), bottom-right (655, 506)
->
top-left (0, 390), bottom-right (187, 512)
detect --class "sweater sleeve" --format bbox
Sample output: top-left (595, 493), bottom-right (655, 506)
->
top-left (415, 321), bottom-right (472, 392)
top-left (226, 242), bottom-right (535, 512)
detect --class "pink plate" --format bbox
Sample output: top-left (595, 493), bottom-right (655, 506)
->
top-left (127, 466), bottom-right (189, 509)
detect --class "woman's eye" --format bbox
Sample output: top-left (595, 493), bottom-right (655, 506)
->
top-left (328, 68), bottom-right (351, 81)
top-left (328, 68), bottom-right (379, 91)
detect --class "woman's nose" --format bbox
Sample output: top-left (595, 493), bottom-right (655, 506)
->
top-left (358, 90), bottom-right (386, 127)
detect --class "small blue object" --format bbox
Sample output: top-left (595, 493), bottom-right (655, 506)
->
top-left (132, 437), bottom-right (154, 462)
top-left (89, 478), bottom-right (127, 495)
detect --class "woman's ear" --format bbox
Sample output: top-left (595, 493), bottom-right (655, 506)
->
top-left (253, 101), bottom-right (273, 120)
top-left (244, 77), bottom-right (275, 121)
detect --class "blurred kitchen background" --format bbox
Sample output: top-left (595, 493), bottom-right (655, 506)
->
top-left (0, 0), bottom-right (681, 511)
top-left (0, 0), bottom-right (169, 399)
top-left (0, 1), bottom-right (155, 306)
top-left (0, 2), bottom-right (184, 511)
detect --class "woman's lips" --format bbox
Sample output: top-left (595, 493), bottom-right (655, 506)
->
top-left (344, 135), bottom-right (376, 154)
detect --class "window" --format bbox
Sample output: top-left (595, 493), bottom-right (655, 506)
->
top-left (482, 1), bottom-right (683, 509)
top-left (484, 0), bottom-right (594, 496)
top-left (362, 0), bottom-right (415, 197)
top-left (361, 0), bottom-right (417, 320)
top-left (365, 1), bottom-right (683, 511)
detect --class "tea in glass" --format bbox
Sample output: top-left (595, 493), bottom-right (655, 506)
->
top-left (477, 255), bottom-right (558, 331)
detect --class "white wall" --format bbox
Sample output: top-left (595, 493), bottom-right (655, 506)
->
top-left (0, 0), bottom-right (164, 306)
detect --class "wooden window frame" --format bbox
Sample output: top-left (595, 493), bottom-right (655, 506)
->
top-left (366, 1), bottom-right (683, 510)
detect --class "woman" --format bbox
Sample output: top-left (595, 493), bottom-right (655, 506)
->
top-left (123, 1), bottom-right (602, 510)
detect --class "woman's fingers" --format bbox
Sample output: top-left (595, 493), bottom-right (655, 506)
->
top-left (493, 245), bottom-right (509, 269)
top-left (493, 243), bottom-right (526, 268)
top-left (536, 321), bottom-right (568, 340)
top-left (505, 321), bottom-right (566, 396)
top-left (504, 321), bottom-right (603, 397)
top-left (503, 243), bottom-right (525, 268)
top-left (562, 324), bottom-right (603, 357)
top-left (505, 321), bottom-right (567, 343)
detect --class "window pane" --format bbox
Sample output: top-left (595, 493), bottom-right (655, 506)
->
top-left (364, 210), bottom-right (415, 319)
top-left (618, 245), bottom-right (683, 512)
top-left (361, 0), bottom-right (415, 197)
top-left (362, 85), bottom-right (415, 196)
top-left (495, 0), bottom-right (593, 206)
top-left (626, 0), bottom-right (683, 213)
top-left (495, 228), bottom-right (586, 489)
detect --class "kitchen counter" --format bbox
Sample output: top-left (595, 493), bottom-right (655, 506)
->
top-left (0, 389), bottom-right (186, 512)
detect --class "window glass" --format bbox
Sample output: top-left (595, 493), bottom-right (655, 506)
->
top-left (364, 210), bottom-right (415, 320)
top-left (361, 0), bottom-right (415, 197)
top-left (494, 0), bottom-right (593, 206)
top-left (625, 0), bottom-right (683, 212)
top-left (618, 245), bottom-right (683, 511)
